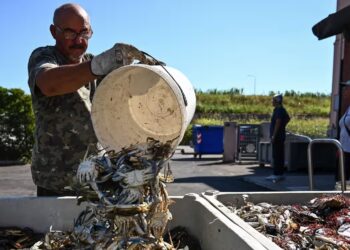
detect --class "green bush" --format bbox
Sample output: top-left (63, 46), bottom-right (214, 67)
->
top-left (0, 87), bottom-right (34, 162)
top-left (0, 86), bottom-right (331, 158)
top-left (195, 91), bottom-right (330, 116)
top-left (179, 90), bottom-right (331, 145)
top-left (180, 117), bottom-right (329, 145)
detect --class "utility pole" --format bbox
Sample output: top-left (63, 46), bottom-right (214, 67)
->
top-left (247, 74), bottom-right (256, 95)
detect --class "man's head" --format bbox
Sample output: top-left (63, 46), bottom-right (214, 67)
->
top-left (272, 94), bottom-right (283, 107)
top-left (50, 3), bottom-right (92, 63)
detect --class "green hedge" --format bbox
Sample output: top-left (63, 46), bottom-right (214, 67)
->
top-left (0, 87), bottom-right (34, 162)
top-left (180, 117), bottom-right (329, 145)
top-left (0, 86), bottom-right (330, 159)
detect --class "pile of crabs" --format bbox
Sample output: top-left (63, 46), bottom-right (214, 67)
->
top-left (32, 139), bottom-right (181, 250)
top-left (229, 194), bottom-right (350, 249)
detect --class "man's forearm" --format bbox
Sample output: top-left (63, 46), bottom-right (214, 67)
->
top-left (36, 61), bottom-right (97, 96)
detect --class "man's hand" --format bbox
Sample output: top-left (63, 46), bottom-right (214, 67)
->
top-left (77, 159), bottom-right (99, 183)
top-left (90, 43), bottom-right (159, 76)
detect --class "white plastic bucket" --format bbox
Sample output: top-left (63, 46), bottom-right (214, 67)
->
top-left (91, 64), bottom-right (196, 152)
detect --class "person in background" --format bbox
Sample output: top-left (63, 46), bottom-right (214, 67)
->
top-left (266, 94), bottom-right (290, 182)
top-left (27, 3), bottom-right (157, 196)
top-left (338, 106), bottom-right (350, 183)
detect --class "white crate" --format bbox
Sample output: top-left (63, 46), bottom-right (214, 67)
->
top-left (202, 191), bottom-right (350, 250)
top-left (0, 194), bottom-right (267, 250)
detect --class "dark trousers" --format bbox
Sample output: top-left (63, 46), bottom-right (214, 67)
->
top-left (37, 186), bottom-right (76, 197)
top-left (272, 139), bottom-right (285, 175)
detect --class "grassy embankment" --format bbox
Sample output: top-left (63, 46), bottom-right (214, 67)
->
top-left (181, 89), bottom-right (331, 144)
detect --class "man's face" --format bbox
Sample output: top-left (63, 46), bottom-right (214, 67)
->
top-left (272, 98), bottom-right (278, 107)
top-left (51, 14), bottom-right (92, 63)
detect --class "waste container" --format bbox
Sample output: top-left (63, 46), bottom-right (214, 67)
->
top-left (0, 194), bottom-right (267, 250)
top-left (286, 141), bottom-right (309, 171)
top-left (203, 191), bottom-right (350, 250)
top-left (192, 125), bottom-right (224, 158)
top-left (311, 143), bottom-right (338, 170)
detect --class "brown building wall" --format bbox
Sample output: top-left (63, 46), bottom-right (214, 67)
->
top-left (329, 0), bottom-right (350, 137)
top-left (340, 41), bottom-right (350, 116)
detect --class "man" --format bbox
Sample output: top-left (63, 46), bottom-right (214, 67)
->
top-left (27, 3), bottom-right (156, 196)
top-left (266, 94), bottom-right (290, 182)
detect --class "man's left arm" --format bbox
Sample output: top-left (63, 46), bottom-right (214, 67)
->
top-left (272, 118), bottom-right (282, 143)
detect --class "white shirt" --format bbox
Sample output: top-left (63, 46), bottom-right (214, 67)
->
top-left (339, 107), bottom-right (350, 153)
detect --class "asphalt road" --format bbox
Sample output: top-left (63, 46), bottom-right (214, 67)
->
top-left (0, 146), bottom-right (272, 197)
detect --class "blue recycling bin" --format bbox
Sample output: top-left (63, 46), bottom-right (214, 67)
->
top-left (192, 125), bottom-right (224, 157)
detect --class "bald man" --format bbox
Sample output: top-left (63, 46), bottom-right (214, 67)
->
top-left (28, 3), bottom-right (156, 196)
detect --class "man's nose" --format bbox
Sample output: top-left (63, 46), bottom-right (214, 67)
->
top-left (75, 35), bottom-right (84, 43)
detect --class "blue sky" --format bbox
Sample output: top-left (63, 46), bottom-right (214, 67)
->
top-left (1, 1), bottom-right (336, 95)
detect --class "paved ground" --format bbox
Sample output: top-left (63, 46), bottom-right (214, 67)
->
top-left (168, 146), bottom-right (339, 194)
top-left (0, 164), bottom-right (36, 196)
top-left (0, 146), bottom-right (340, 197)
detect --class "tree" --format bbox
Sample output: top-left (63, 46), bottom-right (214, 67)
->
top-left (0, 87), bottom-right (34, 162)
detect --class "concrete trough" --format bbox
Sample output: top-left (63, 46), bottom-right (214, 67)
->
top-left (202, 190), bottom-right (350, 250)
top-left (0, 193), bottom-right (268, 250)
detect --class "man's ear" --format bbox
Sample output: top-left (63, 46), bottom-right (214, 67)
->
top-left (50, 24), bottom-right (57, 39)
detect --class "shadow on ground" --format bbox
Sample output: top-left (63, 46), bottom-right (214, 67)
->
top-left (171, 157), bottom-right (223, 162)
top-left (172, 175), bottom-right (271, 192)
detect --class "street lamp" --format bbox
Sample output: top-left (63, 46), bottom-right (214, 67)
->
top-left (247, 74), bottom-right (256, 95)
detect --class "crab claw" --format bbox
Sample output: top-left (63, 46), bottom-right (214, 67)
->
top-left (122, 166), bottom-right (154, 187)
top-left (77, 159), bottom-right (99, 183)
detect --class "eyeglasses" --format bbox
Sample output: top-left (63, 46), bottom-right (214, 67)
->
top-left (55, 25), bottom-right (93, 40)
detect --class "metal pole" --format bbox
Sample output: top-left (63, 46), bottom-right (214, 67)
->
top-left (307, 138), bottom-right (345, 192)
top-left (254, 77), bottom-right (256, 95)
top-left (247, 74), bottom-right (256, 95)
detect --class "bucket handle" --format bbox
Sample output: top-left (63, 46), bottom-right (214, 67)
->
top-left (141, 51), bottom-right (188, 107)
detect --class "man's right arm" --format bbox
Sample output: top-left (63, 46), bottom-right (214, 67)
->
top-left (36, 61), bottom-right (96, 96)
top-left (33, 43), bottom-right (159, 97)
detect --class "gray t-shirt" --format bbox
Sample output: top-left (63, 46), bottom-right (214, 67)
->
top-left (27, 46), bottom-right (99, 192)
